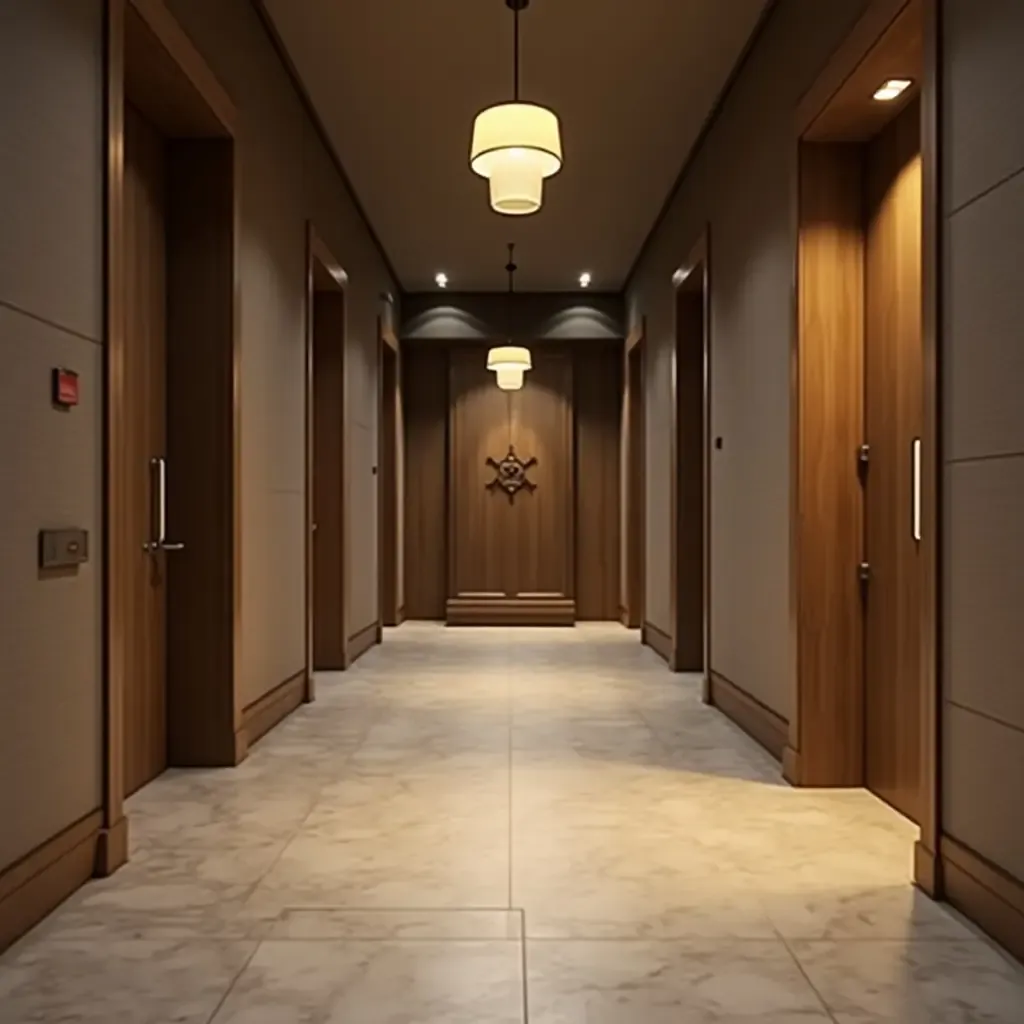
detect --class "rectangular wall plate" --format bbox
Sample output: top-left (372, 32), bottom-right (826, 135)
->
top-left (39, 528), bottom-right (89, 569)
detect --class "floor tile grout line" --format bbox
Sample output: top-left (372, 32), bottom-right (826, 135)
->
top-left (203, 940), bottom-right (261, 1024)
top-left (518, 908), bottom-right (530, 1024)
top-left (775, 929), bottom-right (841, 1024)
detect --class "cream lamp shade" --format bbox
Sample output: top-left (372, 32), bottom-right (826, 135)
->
top-left (471, 103), bottom-right (563, 216)
top-left (486, 345), bottom-right (532, 390)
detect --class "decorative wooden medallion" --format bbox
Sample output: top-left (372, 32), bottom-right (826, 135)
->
top-left (486, 445), bottom-right (537, 501)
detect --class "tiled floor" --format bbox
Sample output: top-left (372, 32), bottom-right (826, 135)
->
top-left (2, 623), bottom-right (1023, 1022)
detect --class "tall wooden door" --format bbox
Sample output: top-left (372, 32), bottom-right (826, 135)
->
top-left (123, 104), bottom-right (169, 795)
top-left (863, 100), bottom-right (923, 822)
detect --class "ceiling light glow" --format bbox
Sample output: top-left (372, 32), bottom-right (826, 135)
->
top-left (435, 272), bottom-right (448, 288)
top-left (873, 78), bottom-right (912, 101)
top-left (579, 272), bottom-right (591, 288)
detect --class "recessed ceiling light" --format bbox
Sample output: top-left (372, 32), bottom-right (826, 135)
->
top-left (873, 78), bottom-right (912, 101)
top-left (435, 272), bottom-right (448, 288)
top-left (579, 272), bottom-right (591, 288)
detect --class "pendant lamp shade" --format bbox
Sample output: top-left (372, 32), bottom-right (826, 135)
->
top-left (471, 103), bottom-right (563, 216)
top-left (487, 344), bottom-right (532, 390)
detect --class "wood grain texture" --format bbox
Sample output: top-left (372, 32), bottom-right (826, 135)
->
top-left (574, 343), bottom-right (622, 620)
top-left (864, 99), bottom-right (923, 823)
top-left (447, 597), bottom-right (575, 626)
top-left (789, 141), bottom-right (866, 787)
top-left (709, 671), bottom-right (788, 760)
top-left (312, 289), bottom-right (347, 670)
top-left (0, 811), bottom-right (102, 955)
top-left (379, 339), bottom-right (400, 625)
top-left (447, 348), bottom-right (575, 624)
top-left (240, 669), bottom-right (305, 748)
top-left (402, 345), bottom-right (448, 619)
top-left (122, 102), bottom-right (168, 797)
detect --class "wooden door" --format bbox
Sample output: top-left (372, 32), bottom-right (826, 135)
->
top-left (379, 341), bottom-right (399, 625)
top-left (625, 341), bottom-right (645, 628)
top-left (312, 290), bottom-right (346, 669)
top-left (123, 103), bottom-right (168, 795)
top-left (864, 101), bottom-right (923, 822)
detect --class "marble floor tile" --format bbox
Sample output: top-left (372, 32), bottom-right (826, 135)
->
top-left (266, 908), bottom-right (522, 940)
top-left (527, 940), bottom-right (833, 1022)
top-left (210, 939), bottom-right (524, 1023)
top-left (791, 939), bottom-right (1024, 1022)
top-left (0, 939), bottom-right (255, 1024)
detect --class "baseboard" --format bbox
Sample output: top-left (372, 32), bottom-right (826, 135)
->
top-left (0, 810), bottom-right (102, 954)
top-left (446, 597), bottom-right (575, 626)
top-left (708, 670), bottom-right (788, 761)
top-left (382, 605), bottom-right (406, 629)
top-left (641, 620), bottom-right (673, 664)
top-left (347, 620), bottom-right (380, 664)
top-left (941, 834), bottom-right (1024, 965)
top-left (240, 669), bottom-right (306, 748)
top-left (914, 839), bottom-right (940, 897)
top-left (782, 744), bottom-right (801, 785)
top-left (94, 816), bottom-right (129, 877)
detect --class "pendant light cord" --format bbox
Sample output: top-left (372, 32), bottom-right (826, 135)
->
top-left (513, 6), bottom-right (520, 101)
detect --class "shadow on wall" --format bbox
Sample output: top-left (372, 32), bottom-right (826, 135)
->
top-left (401, 292), bottom-right (625, 340)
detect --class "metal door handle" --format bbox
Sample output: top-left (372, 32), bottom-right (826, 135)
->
top-left (911, 438), bottom-right (922, 543)
top-left (144, 457), bottom-right (186, 553)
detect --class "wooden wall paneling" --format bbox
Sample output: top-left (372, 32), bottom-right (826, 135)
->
top-left (312, 287), bottom-right (347, 670)
top-left (575, 343), bottom-right (622, 620)
top-left (786, 140), bottom-right (866, 787)
top-left (402, 345), bottom-right (449, 618)
top-left (378, 327), bottom-right (400, 626)
top-left (864, 100), bottom-right (924, 823)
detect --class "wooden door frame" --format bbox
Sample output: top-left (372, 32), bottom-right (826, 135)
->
top-left (305, 223), bottom-right (349, 689)
top-left (668, 230), bottom-right (711, 683)
top-left (378, 320), bottom-right (401, 628)
top-left (623, 319), bottom-right (646, 629)
top-left (786, 0), bottom-right (940, 895)
top-left (103, 0), bottom-right (239, 873)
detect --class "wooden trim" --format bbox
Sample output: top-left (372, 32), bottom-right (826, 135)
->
top-left (708, 671), bottom-right (788, 761)
top-left (381, 318), bottom-right (399, 354)
top-left (0, 811), bottom-right (102, 954)
top-left (625, 316), bottom-right (645, 354)
top-left (941, 836), bottom-right (1024, 964)
top-left (128, 0), bottom-right (237, 133)
top-left (348, 620), bottom-right (381, 663)
top-left (250, 0), bottom-right (400, 289)
top-left (102, 0), bottom-right (128, 875)
top-left (642, 620), bottom-right (674, 665)
top-left (796, 0), bottom-right (911, 136)
top-left (240, 669), bottom-right (306, 747)
top-left (447, 598), bottom-right (576, 627)
top-left (916, 0), bottom-right (942, 896)
top-left (623, 323), bottom-right (646, 630)
top-left (670, 230), bottom-right (711, 679)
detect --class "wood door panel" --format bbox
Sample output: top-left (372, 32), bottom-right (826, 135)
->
top-left (864, 100), bottom-right (923, 823)
top-left (123, 103), bottom-right (168, 796)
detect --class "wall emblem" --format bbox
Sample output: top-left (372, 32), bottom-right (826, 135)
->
top-left (486, 445), bottom-right (537, 501)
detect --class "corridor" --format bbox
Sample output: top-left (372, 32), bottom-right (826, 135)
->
top-left (2, 625), bottom-right (1022, 1021)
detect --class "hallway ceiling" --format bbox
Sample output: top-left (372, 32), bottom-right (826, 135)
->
top-left (260, 0), bottom-right (770, 292)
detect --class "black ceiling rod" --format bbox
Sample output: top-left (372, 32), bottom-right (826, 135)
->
top-left (506, 0), bottom-right (529, 102)
top-left (506, 242), bottom-right (517, 293)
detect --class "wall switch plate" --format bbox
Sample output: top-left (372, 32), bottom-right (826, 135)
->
top-left (39, 528), bottom-right (89, 569)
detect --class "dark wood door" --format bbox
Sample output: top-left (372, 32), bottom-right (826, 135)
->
top-left (312, 290), bottom-right (346, 669)
top-left (123, 103), bottom-right (168, 795)
top-left (625, 342), bottom-right (645, 628)
top-left (379, 342), bottom-right (400, 625)
top-left (864, 101), bottom-right (923, 822)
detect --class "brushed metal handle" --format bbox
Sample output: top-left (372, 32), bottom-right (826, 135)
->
top-left (911, 437), bottom-right (922, 543)
top-left (144, 457), bottom-right (185, 553)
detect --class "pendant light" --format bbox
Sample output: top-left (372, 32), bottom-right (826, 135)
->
top-left (487, 244), bottom-right (531, 390)
top-left (470, 0), bottom-right (563, 216)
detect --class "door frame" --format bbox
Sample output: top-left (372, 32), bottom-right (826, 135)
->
top-left (305, 224), bottom-right (349, 685)
top-left (669, 230), bottom-right (711, 683)
top-left (103, 0), bottom-right (240, 872)
top-left (622, 318), bottom-right (646, 629)
top-left (786, 0), bottom-right (940, 894)
top-left (378, 319), bottom-right (401, 628)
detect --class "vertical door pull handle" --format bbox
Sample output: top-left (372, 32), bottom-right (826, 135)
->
top-left (911, 438), bottom-right (922, 543)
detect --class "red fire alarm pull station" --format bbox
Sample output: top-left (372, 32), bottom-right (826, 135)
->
top-left (52, 368), bottom-right (79, 409)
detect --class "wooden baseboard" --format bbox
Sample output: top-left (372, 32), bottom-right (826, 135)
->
top-left (941, 835), bottom-right (1024, 965)
top-left (240, 669), bottom-right (306, 748)
top-left (708, 670), bottom-right (788, 761)
top-left (94, 816), bottom-right (129, 877)
top-left (348, 620), bottom-right (380, 664)
top-left (446, 597), bottom-right (575, 626)
top-left (0, 810), bottom-right (102, 954)
top-left (782, 744), bottom-right (801, 785)
top-left (642, 620), bottom-right (673, 664)
top-left (914, 840), bottom-right (940, 897)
